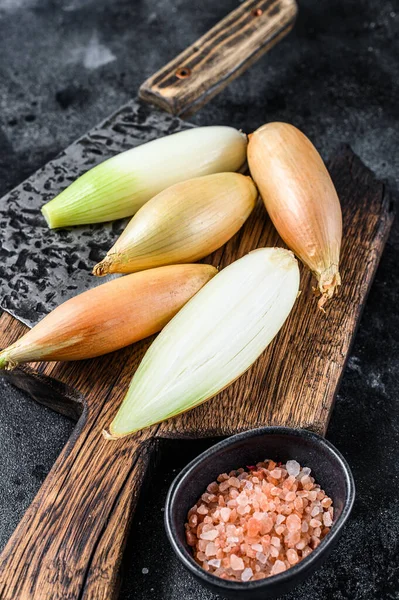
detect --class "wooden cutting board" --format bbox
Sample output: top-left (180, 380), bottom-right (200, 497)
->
top-left (0, 3), bottom-right (394, 600)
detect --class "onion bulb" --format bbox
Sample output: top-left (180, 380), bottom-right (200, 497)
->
top-left (0, 264), bottom-right (217, 369)
top-left (105, 248), bottom-right (299, 438)
top-left (248, 122), bottom-right (342, 310)
top-left (93, 173), bottom-right (257, 276)
top-left (41, 126), bottom-right (247, 228)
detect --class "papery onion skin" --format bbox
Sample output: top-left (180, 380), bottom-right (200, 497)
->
top-left (93, 173), bottom-right (257, 276)
top-left (41, 126), bottom-right (248, 228)
top-left (248, 122), bottom-right (342, 310)
top-left (0, 264), bottom-right (217, 369)
top-left (105, 247), bottom-right (300, 439)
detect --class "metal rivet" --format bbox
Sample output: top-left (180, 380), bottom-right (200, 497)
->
top-left (251, 8), bottom-right (263, 17)
top-left (175, 67), bottom-right (192, 79)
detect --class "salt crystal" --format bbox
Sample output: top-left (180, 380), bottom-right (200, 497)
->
top-left (269, 469), bottom-right (282, 479)
top-left (286, 531), bottom-right (301, 546)
top-left (286, 514), bottom-right (301, 532)
top-left (256, 551), bottom-right (268, 564)
top-left (200, 529), bottom-right (218, 541)
top-left (197, 504), bottom-right (208, 515)
top-left (309, 518), bottom-right (320, 528)
top-left (230, 554), bottom-right (245, 570)
top-left (228, 477), bottom-right (241, 488)
top-left (227, 536), bottom-right (240, 544)
top-left (321, 497), bottom-right (332, 508)
top-left (253, 511), bottom-right (265, 520)
top-left (270, 545), bottom-right (279, 558)
top-left (276, 514), bottom-right (286, 525)
top-left (294, 497), bottom-right (303, 511)
top-left (313, 527), bottom-right (322, 538)
top-left (205, 542), bottom-right (217, 557)
top-left (271, 536), bottom-right (280, 548)
top-left (237, 492), bottom-right (249, 506)
top-left (241, 567), bottom-right (253, 582)
top-left (271, 560), bottom-right (286, 575)
top-left (189, 514), bottom-right (198, 527)
top-left (323, 512), bottom-right (333, 527)
top-left (219, 481), bottom-right (230, 492)
top-left (311, 505), bottom-right (321, 517)
top-left (262, 517), bottom-right (273, 533)
top-left (208, 559), bottom-right (221, 568)
top-left (245, 481), bottom-right (254, 490)
top-left (237, 504), bottom-right (251, 515)
top-left (312, 536), bottom-right (321, 549)
top-left (247, 518), bottom-right (261, 537)
top-left (198, 540), bottom-right (207, 552)
top-left (220, 507), bottom-right (231, 522)
top-left (301, 467), bottom-right (311, 477)
top-left (207, 481), bottom-right (219, 494)
top-left (286, 549), bottom-right (299, 564)
top-left (285, 491), bottom-right (296, 502)
top-left (275, 525), bottom-right (285, 535)
top-left (301, 520), bottom-right (309, 533)
top-left (286, 460), bottom-right (300, 477)
top-left (251, 544), bottom-right (263, 552)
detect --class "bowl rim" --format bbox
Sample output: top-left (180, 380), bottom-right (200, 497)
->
top-left (164, 425), bottom-right (356, 592)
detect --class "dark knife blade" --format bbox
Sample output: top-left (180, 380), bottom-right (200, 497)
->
top-left (0, 100), bottom-right (192, 328)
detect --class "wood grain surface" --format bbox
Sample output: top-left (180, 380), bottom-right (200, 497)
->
top-left (0, 146), bottom-right (394, 599)
top-left (139, 0), bottom-right (298, 117)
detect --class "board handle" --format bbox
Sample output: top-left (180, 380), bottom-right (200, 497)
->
top-left (0, 365), bottom-right (156, 600)
top-left (139, 0), bottom-right (298, 117)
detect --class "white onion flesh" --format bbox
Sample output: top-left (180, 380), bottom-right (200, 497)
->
top-left (107, 248), bottom-right (300, 438)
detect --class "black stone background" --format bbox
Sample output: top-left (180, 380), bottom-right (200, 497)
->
top-left (0, 0), bottom-right (398, 598)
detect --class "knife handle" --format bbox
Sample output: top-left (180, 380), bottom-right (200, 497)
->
top-left (139, 0), bottom-right (297, 118)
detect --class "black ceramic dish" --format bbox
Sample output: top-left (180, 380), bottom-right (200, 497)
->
top-left (165, 426), bottom-right (355, 599)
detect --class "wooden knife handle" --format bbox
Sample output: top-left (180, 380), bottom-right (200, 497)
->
top-left (139, 0), bottom-right (298, 117)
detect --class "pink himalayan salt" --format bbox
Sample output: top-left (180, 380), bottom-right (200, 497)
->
top-left (286, 514), bottom-right (301, 532)
top-left (310, 518), bottom-right (321, 528)
top-left (287, 549), bottom-right (299, 565)
top-left (185, 460), bottom-right (333, 583)
top-left (208, 558), bottom-right (221, 568)
top-left (241, 568), bottom-right (253, 582)
top-left (269, 469), bottom-right (282, 479)
top-left (322, 497), bottom-right (333, 508)
top-left (200, 529), bottom-right (218, 541)
top-left (220, 507), bottom-right (231, 522)
top-left (285, 491), bottom-right (297, 502)
top-left (230, 554), bottom-right (245, 570)
top-left (271, 560), bottom-right (286, 575)
top-left (205, 542), bottom-right (217, 556)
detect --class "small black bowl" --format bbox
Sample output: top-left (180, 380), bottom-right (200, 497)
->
top-left (165, 426), bottom-right (355, 599)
